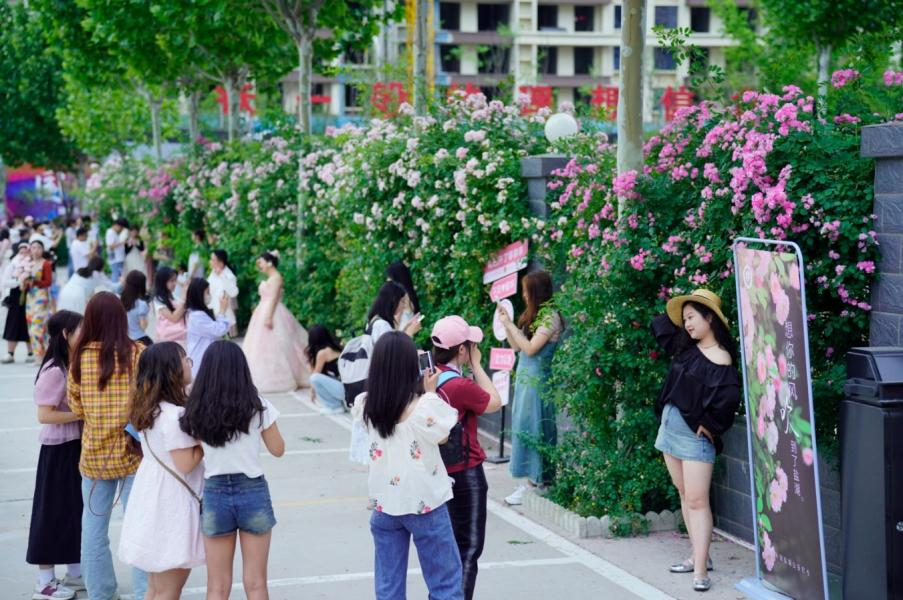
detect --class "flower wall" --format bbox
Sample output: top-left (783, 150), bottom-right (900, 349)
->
top-left (539, 76), bottom-right (896, 523)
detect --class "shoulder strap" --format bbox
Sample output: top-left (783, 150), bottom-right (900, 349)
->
top-left (143, 432), bottom-right (202, 505)
top-left (437, 370), bottom-right (462, 388)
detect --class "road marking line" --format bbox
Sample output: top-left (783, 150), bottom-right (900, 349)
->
top-left (0, 425), bottom-right (41, 432)
top-left (121, 557), bottom-right (581, 598)
top-left (272, 495), bottom-right (368, 508)
top-left (0, 396), bottom-right (32, 404)
top-left (290, 391), bottom-right (352, 431)
top-left (0, 466), bottom-right (37, 474)
top-left (0, 373), bottom-right (39, 380)
top-left (0, 413), bottom-right (321, 433)
top-left (486, 499), bottom-right (676, 600)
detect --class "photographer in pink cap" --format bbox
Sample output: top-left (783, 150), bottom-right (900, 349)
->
top-left (430, 316), bottom-right (503, 600)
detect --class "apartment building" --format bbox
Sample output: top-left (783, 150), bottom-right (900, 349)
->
top-left (281, 1), bottom-right (744, 124)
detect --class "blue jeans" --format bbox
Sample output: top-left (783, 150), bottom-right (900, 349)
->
top-left (110, 261), bottom-right (124, 283)
top-left (81, 476), bottom-right (147, 600)
top-left (310, 374), bottom-right (345, 410)
top-left (370, 503), bottom-right (463, 600)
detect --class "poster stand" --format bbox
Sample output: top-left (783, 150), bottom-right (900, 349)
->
top-left (731, 238), bottom-right (830, 600)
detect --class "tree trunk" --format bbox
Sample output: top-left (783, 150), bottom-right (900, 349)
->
top-left (617, 0), bottom-right (646, 218)
top-left (147, 94), bottom-right (164, 164)
top-left (816, 42), bottom-right (832, 116)
top-left (187, 88), bottom-right (202, 151)
top-left (224, 76), bottom-right (242, 142)
top-left (414, 0), bottom-right (430, 114)
top-left (297, 32), bottom-right (313, 134)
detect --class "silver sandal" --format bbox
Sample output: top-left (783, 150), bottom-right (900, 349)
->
top-left (669, 558), bottom-right (714, 573)
top-left (693, 577), bottom-right (712, 592)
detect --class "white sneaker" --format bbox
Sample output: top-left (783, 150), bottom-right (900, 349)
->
top-left (505, 484), bottom-right (529, 506)
top-left (32, 579), bottom-right (75, 600)
top-left (60, 575), bottom-right (85, 592)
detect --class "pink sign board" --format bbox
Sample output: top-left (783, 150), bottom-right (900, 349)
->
top-left (483, 240), bottom-right (529, 284)
top-left (489, 272), bottom-right (518, 302)
top-left (489, 348), bottom-right (516, 371)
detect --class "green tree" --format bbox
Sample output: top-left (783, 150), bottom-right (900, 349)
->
top-left (0, 2), bottom-right (78, 170)
top-left (259, 0), bottom-right (399, 133)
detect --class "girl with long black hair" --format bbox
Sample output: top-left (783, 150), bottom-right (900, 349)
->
top-left (652, 289), bottom-right (740, 593)
top-left (351, 331), bottom-right (462, 600)
top-left (153, 266), bottom-right (187, 346)
top-left (121, 270), bottom-right (152, 345)
top-left (367, 281), bottom-right (422, 344)
top-left (27, 310), bottom-right (84, 600)
top-left (180, 340), bottom-right (284, 600)
top-left (305, 324), bottom-right (346, 414)
top-left (185, 278), bottom-right (231, 378)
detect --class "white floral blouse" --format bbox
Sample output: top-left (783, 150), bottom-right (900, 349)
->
top-left (352, 392), bottom-right (458, 516)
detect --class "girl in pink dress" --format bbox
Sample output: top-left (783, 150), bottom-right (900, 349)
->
top-left (241, 251), bottom-right (310, 393)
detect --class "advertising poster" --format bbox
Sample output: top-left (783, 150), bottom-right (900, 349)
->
top-left (5, 167), bottom-right (67, 220)
top-left (733, 239), bottom-right (829, 600)
top-left (483, 240), bottom-right (528, 284)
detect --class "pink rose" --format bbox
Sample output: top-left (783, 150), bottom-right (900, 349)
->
top-left (775, 466), bottom-right (788, 494)
top-left (775, 290), bottom-right (790, 325)
top-left (762, 532), bottom-right (777, 572)
top-left (802, 447), bottom-right (814, 466)
top-left (777, 354), bottom-right (787, 378)
top-left (757, 411), bottom-right (766, 439)
top-left (788, 264), bottom-right (800, 290)
top-left (769, 272), bottom-right (782, 304)
top-left (766, 421), bottom-right (779, 454)
top-left (769, 479), bottom-right (786, 512)
top-left (756, 352), bottom-right (767, 383)
top-left (761, 388), bottom-right (776, 420)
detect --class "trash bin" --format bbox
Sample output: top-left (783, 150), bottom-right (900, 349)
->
top-left (842, 347), bottom-right (903, 600)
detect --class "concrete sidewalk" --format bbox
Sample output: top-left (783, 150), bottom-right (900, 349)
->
top-left (0, 333), bottom-right (758, 599)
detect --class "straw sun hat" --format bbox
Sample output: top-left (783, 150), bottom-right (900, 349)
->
top-left (666, 289), bottom-right (729, 328)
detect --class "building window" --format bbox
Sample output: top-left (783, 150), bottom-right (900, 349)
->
top-left (654, 6), bottom-right (677, 28)
top-left (345, 47), bottom-right (367, 65)
top-left (739, 8), bottom-right (758, 27)
top-left (538, 4), bottom-right (558, 30)
top-left (440, 44), bottom-right (460, 73)
top-left (654, 47), bottom-right (676, 70)
top-left (613, 46), bottom-right (621, 70)
top-left (614, 5), bottom-right (622, 29)
top-left (477, 3), bottom-right (509, 31)
top-left (477, 46), bottom-right (510, 74)
top-left (538, 46), bottom-right (557, 75)
top-left (690, 7), bottom-right (710, 33)
top-left (574, 47), bottom-right (594, 75)
top-left (344, 84), bottom-right (361, 110)
top-left (575, 6), bottom-right (594, 32)
top-left (439, 2), bottom-right (461, 30)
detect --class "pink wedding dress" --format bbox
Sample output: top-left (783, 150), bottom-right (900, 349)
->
top-left (242, 278), bottom-right (310, 393)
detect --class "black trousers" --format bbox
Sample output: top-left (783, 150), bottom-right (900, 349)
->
top-left (446, 464), bottom-right (488, 600)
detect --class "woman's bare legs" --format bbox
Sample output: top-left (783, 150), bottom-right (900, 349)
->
top-left (147, 569), bottom-right (190, 600)
top-left (204, 533), bottom-right (237, 600)
top-left (238, 530), bottom-right (272, 600)
top-left (682, 460), bottom-right (714, 578)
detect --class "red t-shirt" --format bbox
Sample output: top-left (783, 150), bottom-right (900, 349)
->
top-left (435, 364), bottom-right (491, 474)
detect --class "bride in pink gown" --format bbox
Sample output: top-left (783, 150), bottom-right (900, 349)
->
top-left (242, 250), bottom-right (311, 393)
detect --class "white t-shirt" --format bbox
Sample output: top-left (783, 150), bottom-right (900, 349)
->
top-left (106, 228), bottom-right (126, 263)
top-left (70, 239), bottom-right (91, 271)
top-left (201, 397), bottom-right (280, 478)
top-left (369, 318), bottom-right (394, 344)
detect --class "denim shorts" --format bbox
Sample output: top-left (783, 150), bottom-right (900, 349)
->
top-left (654, 403), bottom-right (715, 464)
top-left (201, 474), bottom-right (277, 537)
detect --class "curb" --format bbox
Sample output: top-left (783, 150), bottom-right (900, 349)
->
top-left (521, 490), bottom-right (683, 539)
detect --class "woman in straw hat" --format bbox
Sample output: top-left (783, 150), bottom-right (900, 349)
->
top-left (651, 289), bottom-right (740, 593)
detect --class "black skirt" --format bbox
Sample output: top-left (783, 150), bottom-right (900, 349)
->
top-left (26, 439), bottom-right (83, 565)
top-left (2, 288), bottom-right (29, 342)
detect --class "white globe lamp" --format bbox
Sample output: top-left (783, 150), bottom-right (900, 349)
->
top-left (544, 112), bottom-right (579, 142)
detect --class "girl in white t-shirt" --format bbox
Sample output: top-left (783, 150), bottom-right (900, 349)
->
top-left (179, 340), bottom-right (284, 600)
top-left (351, 331), bottom-right (462, 600)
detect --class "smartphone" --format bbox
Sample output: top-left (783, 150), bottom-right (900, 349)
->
top-left (418, 350), bottom-right (434, 374)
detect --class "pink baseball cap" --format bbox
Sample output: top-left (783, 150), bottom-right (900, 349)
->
top-left (431, 316), bottom-right (484, 349)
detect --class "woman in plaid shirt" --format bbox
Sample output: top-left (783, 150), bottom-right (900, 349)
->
top-left (68, 292), bottom-right (147, 600)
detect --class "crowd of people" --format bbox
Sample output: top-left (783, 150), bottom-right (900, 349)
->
top-left (3, 210), bottom-right (740, 599)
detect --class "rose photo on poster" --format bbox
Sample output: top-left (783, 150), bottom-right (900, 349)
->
top-left (735, 242), bottom-right (827, 600)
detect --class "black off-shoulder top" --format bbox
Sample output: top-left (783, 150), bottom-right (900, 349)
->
top-left (651, 314), bottom-right (741, 454)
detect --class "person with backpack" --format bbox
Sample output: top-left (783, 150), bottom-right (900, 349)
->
top-left (429, 316), bottom-right (503, 600)
top-left (338, 282), bottom-right (422, 407)
top-left (351, 331), bottom-right (463, 600)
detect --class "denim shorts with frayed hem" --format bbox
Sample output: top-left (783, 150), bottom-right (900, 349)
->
top-left (201, 473), bottom-right (277, 537)
top-left (654, 403), bottom-right (716, 464)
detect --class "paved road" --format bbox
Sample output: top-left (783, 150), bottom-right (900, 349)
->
top-left (0, 341), bottom-right (682, 600)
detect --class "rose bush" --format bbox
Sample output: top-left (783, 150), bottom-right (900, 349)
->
top-left (538, 74), bottom-right (896, 523)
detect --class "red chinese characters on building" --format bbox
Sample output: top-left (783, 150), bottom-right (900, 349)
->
top-left (661, 85), bottom-right (695, 121)
top-left (447, 83), bottom-right (482, 98)
top-left (371, 81), bottom-right (409, 116)
top-left (590, 85), bottom-right (618, 119)
top-left (215, 84), bottom-right (256, 116)
top-left (518, 85), bottom-right (553, 114)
